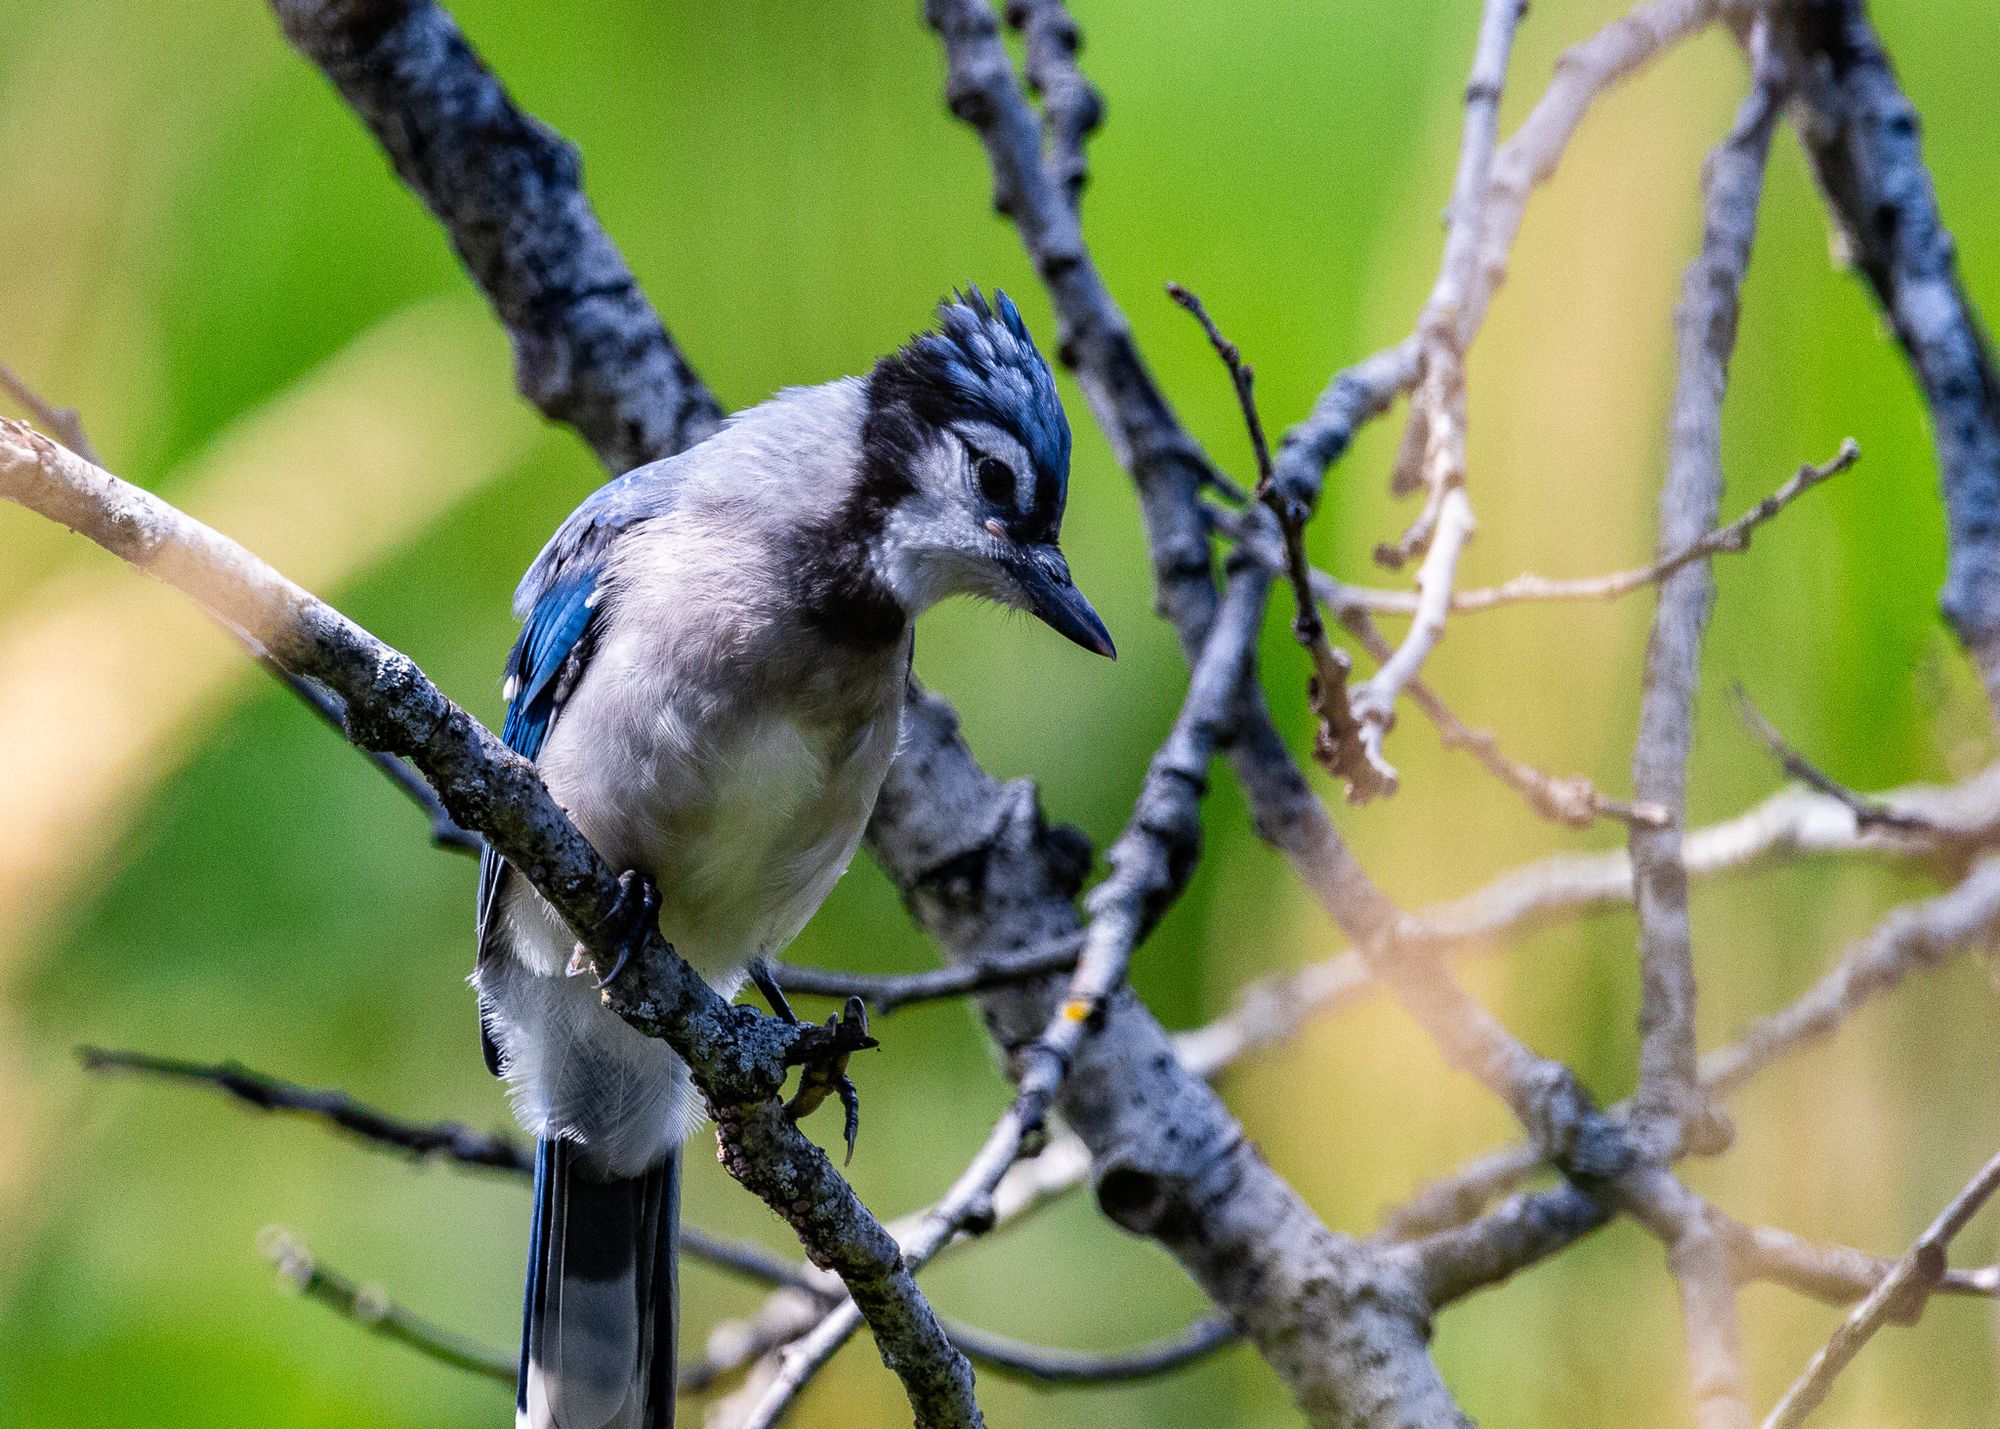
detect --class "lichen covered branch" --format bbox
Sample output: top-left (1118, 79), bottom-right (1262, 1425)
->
top-left (0, 423), bottom-right (981, 1429)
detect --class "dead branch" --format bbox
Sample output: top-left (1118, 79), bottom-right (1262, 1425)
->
top-left (1763, 1149), bottom-right (2000, 1426)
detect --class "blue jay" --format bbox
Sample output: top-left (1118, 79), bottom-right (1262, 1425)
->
top-left (474, 288), bottom-right (1112, 1429)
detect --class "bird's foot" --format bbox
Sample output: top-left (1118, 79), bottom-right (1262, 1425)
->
top-left (750, 959), bottom-right (875, 1166)
top-left (568, 869), bottom-right (662, 988)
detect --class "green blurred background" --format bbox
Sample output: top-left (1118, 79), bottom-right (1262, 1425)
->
top-left (2, 1), bottom-right (1997, 1424)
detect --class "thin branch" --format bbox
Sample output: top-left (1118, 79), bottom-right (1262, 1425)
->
top-left (1310, 439), bottom-right (1859, 617)
top-left (78, 1046), bottom-right (529, 1173)
top-left (254, 655), bottom-right (482, 852)
top-left (1268, 0), bottom-right (1721, 518)
top-left (1166, 283), bottom-right (1392, 800)
top-left (1732, 1219), bottom-right (2000, 1311)
top-left (1629, 50), bottom-right (1784, 1166)
top-left (1340, 603), bottom-right (1668, 829)
top-left (76, 1050), bottom-right (835, 1298)
top-left (946, 1312), bottom-right (1237, 1387)
top-left (1206, 499), bottom-right (1664, 828)
top-left (1177, 764), bottom-right (1999, 1126)
top-left (1602, 52), bottom-right (1791, 1397)
top-left (1408, 1181), bottom-right (1616, 1308)
top-left (1411, 1179), bottom-right (2000, 1318)
top-left (0, 421), bottom-right (981, 1429)
top-left (1764, 1149), bottom-right (2000, 1428)
top-left (1384, 852), bottom-right (2000, 1245)
top-left (769, 938), bottom-right (1082, 1015)
top-left (1732, 684), bottom-right (1943, 837)
top-left (1343, 0), bottom-right (1523, 783)
top-left (260, 1228), bottom-right (515, 1385)
top-left (1702, 850), bottom-right (2000, 1099)
top-left (0, 359), bottom-right (98, 465)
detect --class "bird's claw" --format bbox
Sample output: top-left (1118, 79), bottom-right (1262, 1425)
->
top-left (572, 869), bottom-right (662, 988)
top-left (756, 981), bottom-right (874, 1167)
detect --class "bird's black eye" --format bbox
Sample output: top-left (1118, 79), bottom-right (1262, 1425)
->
top-left (974, 453), bottom-right (1015, 508)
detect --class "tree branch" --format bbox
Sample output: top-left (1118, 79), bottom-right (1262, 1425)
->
top-left (269, 0), bottom-right (721, 472)
top-left (1779, 0), bottom-right (2000, 709)
top-left (1165, 283), bottom-right (1394, 801)
top-left (1630, 49), bottom-right (1784, 1162)
top-left (768, 939), bottom-right (1082, 1015)
top-left (945, 1312), bottom-right (1237, 1388)
top-left (0, 359), bottom-right (98, 464)
top-left (1344, 0), bottom-right (1523, 784)
top-left (1764, 1149), bottom-right (2000, 1427)
top-left (261, 1228), bottom-right (516, 1385)
top-left (1305, 439), bottom-right (1859, 617)
top-left (1732, 684), bottom-right (1944, 837)
top-left (1383, 850), bottom-right (2000, 1249)
top-left (1004, 0), bottom-right (1100, 207)
top-left (0, 422), bottom-right (981, 1429)
top-left (1270, 0), bottom-right (1722, 519)
top-left (78, 1046), bottom-right (529, 1173)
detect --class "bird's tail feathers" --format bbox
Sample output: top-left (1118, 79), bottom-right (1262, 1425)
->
top-left (521, 1137), bottom-right (678, 1428)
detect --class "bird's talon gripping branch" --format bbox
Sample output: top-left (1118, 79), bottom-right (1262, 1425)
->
top-left (783, 997), bottom-right (873, 1165)
top-left (578, 868), bottom-right (662, 989)
top-left (753, 962), bottom-right (875, 1159)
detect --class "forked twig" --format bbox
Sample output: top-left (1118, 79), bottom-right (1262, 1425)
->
top-left (1165, 282), bottom-right (1394, 800)
top-left (1764, 1150), bottom-right (2000, 1427)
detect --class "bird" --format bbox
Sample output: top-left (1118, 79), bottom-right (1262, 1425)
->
top-left (473, 287), bottom-right (1113, 1429)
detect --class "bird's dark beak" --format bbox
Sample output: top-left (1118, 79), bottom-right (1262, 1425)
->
top-left (1008, 545), bottom-right (1115, 659)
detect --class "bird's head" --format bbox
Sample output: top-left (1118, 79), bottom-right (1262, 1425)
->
top-left (861, 287), bottom-right (1114, 658)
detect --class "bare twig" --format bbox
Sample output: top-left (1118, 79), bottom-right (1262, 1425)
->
top-left (1629, 50), bottom-right (1784, 1163)
top-left (1308, 440), bottom-right (1859, 618)
top-left (260, 1227), bottom-right (515, 1385)
top-left (1764, 1149), bottom-right (2000, 1427)
top-left (1731, 1219), bottom-right (2000, 1311)
top-left (769, 938), bottom-right (1082, 1015)
top-left (254, 655), bottom-right (482, 852)
top-left (1382, 851), bottom-right (2000, 1246)
top-left (1166, 283), bottom-right (1392, 800)
top-left (1343, 0), bottom-right (1523, 782)
top-left (1207, 500), bottom-right (1664, 828)
top-left (0, 359), bottom-right (98, 465)
top-left (947, 1313), bottom-right (1237, 1387)
top-left (78, 1046), bottom-right (529, 1173)
top-left (1703, 851), bottom-right (2000, 1098)
top-left (1339, 604), bottom-right (1668, 829)
top-left (1732, 684), bottom-right (1942, 836)
top-left (76, 1043), bottom-right (829, 1293)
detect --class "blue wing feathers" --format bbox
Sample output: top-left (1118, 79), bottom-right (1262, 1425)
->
top-left (477, 460), bottom-right (681, 1071)
top-left (505, 567), bottom-right (601, 758)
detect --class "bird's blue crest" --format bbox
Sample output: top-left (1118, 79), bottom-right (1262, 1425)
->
top-left (882, 286), bottom-right (1070, 494)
